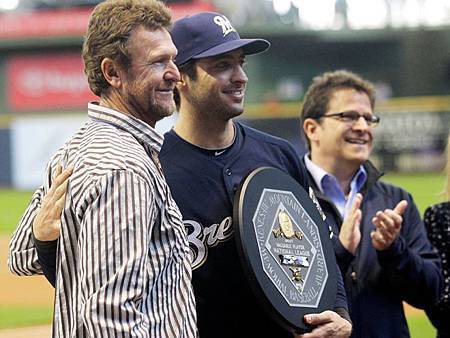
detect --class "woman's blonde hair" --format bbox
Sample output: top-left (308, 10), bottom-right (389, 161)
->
top-left (443, 135), bottom-right (450, 200)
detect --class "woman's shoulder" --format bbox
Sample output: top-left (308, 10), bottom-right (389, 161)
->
top-left (424, 201), bottom-right (450, 218)
top-left (424, 201), bottom-right (450, 248)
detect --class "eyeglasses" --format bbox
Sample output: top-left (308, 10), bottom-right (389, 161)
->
top-left (319, 110), bottom-right (380, 127)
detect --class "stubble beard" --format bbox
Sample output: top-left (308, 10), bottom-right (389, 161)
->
top-left (125, 91), bottom-right (175, 126)
top-left (150, 96), bottom-right (176, 121)
top-left (206, 92), bottom-right (245, 122)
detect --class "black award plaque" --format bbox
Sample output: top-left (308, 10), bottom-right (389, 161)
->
top-left (233, 167), bottom-right (337, 333)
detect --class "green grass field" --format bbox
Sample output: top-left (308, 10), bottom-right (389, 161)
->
top-left (0, 306), bottom-right (53, 329)
top-left (0, 172), bottom-right (445, 335)
top-left (381, 172), bottom-right (446, 215)
top-left (0, 189), bottom-right (32, 234)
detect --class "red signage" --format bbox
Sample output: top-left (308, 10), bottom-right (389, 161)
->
top-left (0, 8), bottom-right (92, 39)
top-left (0, 2), bottom-right (216, 39)
top-left (170, 1), bottom-right (217, 21)
top-left (6, 54), bottom-right (98, 112)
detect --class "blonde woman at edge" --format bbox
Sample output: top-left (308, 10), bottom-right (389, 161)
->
top-left (424, 136), bottom-right (450, 338)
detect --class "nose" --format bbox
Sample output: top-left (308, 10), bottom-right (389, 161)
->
top-left (231, 64), bottom-right (248, 85)
top-left (352, 115), bottom-right (370, 131)
top-left (164, 60), bottom-right (180, 83)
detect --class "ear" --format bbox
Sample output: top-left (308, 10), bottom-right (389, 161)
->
top-left (303, 118), bottom-right (320, 144)
top-left (176, 72), bottom-right (189, 92)
top-left (101, 58), bottom-right (122, 89)
top-left (179, 72), bottom-right (190, 86)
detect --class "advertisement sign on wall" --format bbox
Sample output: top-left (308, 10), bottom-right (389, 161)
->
top-left (6, 54), bottom-right (98, 112)
top-left (10, 114), bottom-right (178, 190)
top-left (11, 115), bottom-right (87, 190)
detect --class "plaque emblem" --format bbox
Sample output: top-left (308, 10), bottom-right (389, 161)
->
top-left (252, 189), bottom-right (328, 308)
top-left (273, 210), bottom-right (303, 240)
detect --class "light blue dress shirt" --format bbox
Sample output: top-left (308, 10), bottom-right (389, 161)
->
top-left (304, 154), bottom-right (367, 218)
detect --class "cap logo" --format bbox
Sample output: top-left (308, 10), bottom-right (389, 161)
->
top-left (213, 15), bottom-right (236, 37)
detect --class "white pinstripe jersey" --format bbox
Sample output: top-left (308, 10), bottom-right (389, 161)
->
top-left (8, 103), bottom-right (197, 337)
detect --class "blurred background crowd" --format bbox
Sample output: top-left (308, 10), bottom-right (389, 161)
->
top-left (0, 0), bottom-right (450, 189)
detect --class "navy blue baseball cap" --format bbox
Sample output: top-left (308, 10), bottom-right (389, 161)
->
top-left (171, 12), bottom-right (270, 66)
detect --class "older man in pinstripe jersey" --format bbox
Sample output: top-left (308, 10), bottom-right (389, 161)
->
top-left (8, 0), bottom-right (197, 337)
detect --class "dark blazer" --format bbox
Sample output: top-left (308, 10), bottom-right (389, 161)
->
top-left (306, 160), bottom-right (443, 338)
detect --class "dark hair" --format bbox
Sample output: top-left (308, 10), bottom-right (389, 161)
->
top-left (301, 69), bottom-right (376, 149)
top-left (174, 59), bottom-right (197, 110)
top-left (82, 0), bottom-right (171, 96)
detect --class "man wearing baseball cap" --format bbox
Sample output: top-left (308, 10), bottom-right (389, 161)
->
top-left (161, 12), bottom-right (352, 338)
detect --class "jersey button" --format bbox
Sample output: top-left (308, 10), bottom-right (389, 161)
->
top-left (225, 168), bottom-right (232, 176)
top-left (351, 271), bottom-right (357, 282)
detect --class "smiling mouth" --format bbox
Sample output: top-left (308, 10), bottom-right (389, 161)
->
top-left (223, 90), bottom-right (245, 102)
top-left (156, 88), bottom-right (174, 97)
top-left (346, 138), bottom-right (369, 145)
top-left (223, 88), bottom-right (244, 95)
